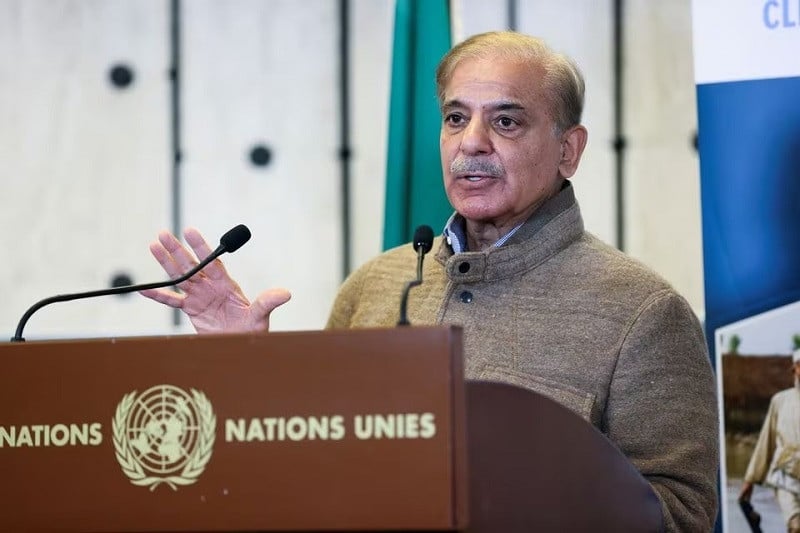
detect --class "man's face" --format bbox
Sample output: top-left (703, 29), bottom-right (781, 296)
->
top-left (439, 55), bottom-right (566, 231)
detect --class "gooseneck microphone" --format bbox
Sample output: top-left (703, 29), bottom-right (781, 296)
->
top-left (10, 224), bottom-right (252, 342)
top-left (397, 225), bottom-right (435, 327)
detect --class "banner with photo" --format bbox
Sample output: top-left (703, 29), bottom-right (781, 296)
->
top-left (692, 1), bottom-right (800, 530)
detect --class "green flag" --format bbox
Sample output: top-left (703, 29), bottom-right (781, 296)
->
top-left (382, 0), bottom-right (452, 250)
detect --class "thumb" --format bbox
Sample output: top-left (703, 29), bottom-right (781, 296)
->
top-left (251, 288), bottom-right (292, 322)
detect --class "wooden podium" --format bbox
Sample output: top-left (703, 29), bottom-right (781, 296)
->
top-left (0, 326), bottom-right (662, 532)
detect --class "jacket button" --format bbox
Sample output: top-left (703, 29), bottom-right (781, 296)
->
top-left (460, 291), bottom-right (473, 303)
top-left (458, 262), bottom-right (470, 273)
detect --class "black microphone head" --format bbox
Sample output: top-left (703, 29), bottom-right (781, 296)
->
top-left (219, 224), bottom-right (251, 253)
top-left (412, 225), bottom-right (434, 254)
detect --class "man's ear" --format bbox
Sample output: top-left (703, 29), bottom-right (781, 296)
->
top-left (558, 124), bottom-right (588, 179)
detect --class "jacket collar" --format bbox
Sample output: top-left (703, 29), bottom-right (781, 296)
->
top-left (434, 181), bottom-right (585, 282)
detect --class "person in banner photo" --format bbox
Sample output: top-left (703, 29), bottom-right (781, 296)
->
top-left (740, 349), bottom-right (800, 532)
top-left (141, 31), bottom-right (719, 532)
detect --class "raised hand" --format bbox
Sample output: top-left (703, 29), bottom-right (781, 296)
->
top-left (140, 227), bottom-right (291, 333)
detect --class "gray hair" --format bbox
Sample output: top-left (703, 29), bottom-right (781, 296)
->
top-left (435, 31), bottom-right (585, 133)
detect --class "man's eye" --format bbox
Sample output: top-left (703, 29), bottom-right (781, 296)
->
top-left (497, 117), bottom-right (516, 129)
top-left (445, 114), bottom-right (465, 126)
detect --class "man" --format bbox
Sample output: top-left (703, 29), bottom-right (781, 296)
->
top-left (143, 32), bottom-right (719, 531)
top-left (740, 350), bottom-right (800, 532)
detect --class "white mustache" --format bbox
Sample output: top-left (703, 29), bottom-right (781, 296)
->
top-left (450, 158), bottom-right (503, 176)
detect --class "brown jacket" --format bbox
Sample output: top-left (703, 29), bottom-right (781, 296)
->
top-left (327, 184), bottom-right (719, 532)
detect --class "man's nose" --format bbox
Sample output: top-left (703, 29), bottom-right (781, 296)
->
top-left (460, 117), bottom-right (492, 155)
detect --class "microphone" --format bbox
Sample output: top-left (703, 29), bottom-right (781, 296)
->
top-left (10, 224), bottom-right (252, 342)
top-left (397, 225), bottom-right (435, 327)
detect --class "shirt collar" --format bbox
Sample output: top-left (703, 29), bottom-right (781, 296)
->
top-left (443, 212), bottom-right (525, 253)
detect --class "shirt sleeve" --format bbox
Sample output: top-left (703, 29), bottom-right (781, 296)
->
top-left (325, 261), bottom-right (371, 329)
top-left (605, 289), bottom-right (719, 533)
top-left (743, 395), bottom-right (778, 484)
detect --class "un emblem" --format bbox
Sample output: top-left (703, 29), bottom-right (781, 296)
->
top-left (112, 385), bottom-right (216, 491)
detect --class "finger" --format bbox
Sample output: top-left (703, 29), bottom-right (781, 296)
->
top-left (184, 227), bottom-right (215, 260)
top-left (149, 239), bottom-right (184, 280)
top-left (139, 288), bottom-right (184, 308)
top-left (185, 227), bottom-right (230, 280)
top-left (251, 288), bottom-right (292, 320)
top-left (159, 230), bottom-right (199, 274)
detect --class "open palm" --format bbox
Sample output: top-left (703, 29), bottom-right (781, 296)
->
top-left (140, 228), bottom-right (290, 333)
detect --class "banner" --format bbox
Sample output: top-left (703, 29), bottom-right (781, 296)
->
top-left (383, 0), bottom-right (452, 250)
top-left (693, 1), bottom-right (800, 531)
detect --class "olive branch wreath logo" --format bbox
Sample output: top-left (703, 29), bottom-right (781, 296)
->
top-left (112, 387), bottom-right (216, 491)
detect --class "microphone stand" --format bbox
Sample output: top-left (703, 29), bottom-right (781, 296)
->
top-left (11, 225), bottom-right (250, 342)
top-left (397, 225), bottom-right (434, 326)
top-left (397, 243), bottom-right (428, 327)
